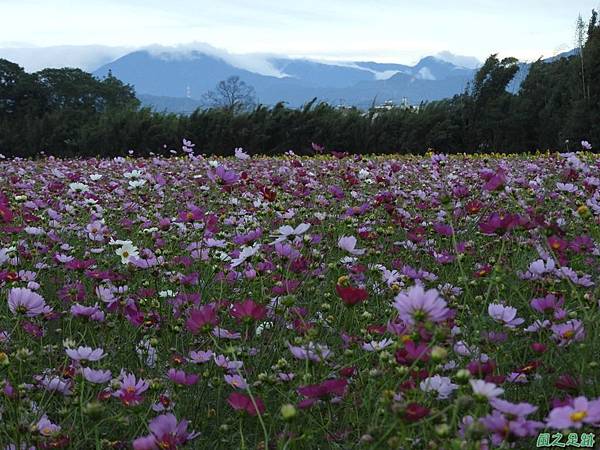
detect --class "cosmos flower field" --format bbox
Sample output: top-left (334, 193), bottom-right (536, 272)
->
top-left (1, 144), bottom-right (600, 449)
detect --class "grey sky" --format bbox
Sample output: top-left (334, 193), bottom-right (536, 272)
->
top-left (1, 0), bottom-right (599, 64)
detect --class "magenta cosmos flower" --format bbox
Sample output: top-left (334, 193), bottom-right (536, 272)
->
top-left (230, 299), bottom-right (267, 322)
top-left (393, 285), bottom-right (450, 325)
top-left (186, 304), bottom-right (219, 334)
top-left (7, 287), bottom-right (47, 317)
top-left (227, 392), bottom-right (266, 416)
top-left (547, 396), bottom-right (600, 429)
top-left (133, 413), bottom-right (199, 449)
top-left (115, 372), bottom-right (150, 406)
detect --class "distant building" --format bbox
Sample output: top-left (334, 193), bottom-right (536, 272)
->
top-left (373, 98), bottom-right (419, 112)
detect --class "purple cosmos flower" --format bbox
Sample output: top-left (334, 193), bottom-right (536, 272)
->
top-left (530, 293), bottom-right (562, 312)
top-left (70, 303), bottom-right (105, 322)
top-left (480, 410), bottom-right (543, 446)
top-left (82, 368), bottom-right (112, 384)
top-left (393, 285), bottom-right (450, 325)
top-left (224, 374), bottom-right (248, 389)
top-left (208, 165), bottom-right (239, 186)
top-left (551, 320), bottom-right (585, 346)
top-left (188, 350), bottom-right (214, 364)
top-left (66, 346), bottom-right (105, 362)
top-left (167, 369), bottom-right (199, 386)
top-left (490, 398), bottom-right (538, 418)
top-left (7, 287), bottom-right (47, 317)
top-left (213, 354), bottom-right (244, 372)
top-left (40, 376), bottom-right (72, 395)
top-left (36, 415), bottom-right (61, 436)
top-left (288, 342), bottom-right (332, 362)
top-left (547, 396), bottom-right (600, 429)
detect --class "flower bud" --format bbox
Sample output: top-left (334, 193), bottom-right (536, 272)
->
top-left (280, 403), bottom-right (297, 421)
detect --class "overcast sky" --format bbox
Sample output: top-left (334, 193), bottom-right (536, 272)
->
top-left (1, 0), bottom-right (599, 64)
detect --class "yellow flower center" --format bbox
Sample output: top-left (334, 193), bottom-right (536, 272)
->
top-left (562, 330), bottom-right (575, 339)
top-left (570, 410), bottom-right (587, 422)
top-left (337, 275), bottom-right (349, 286)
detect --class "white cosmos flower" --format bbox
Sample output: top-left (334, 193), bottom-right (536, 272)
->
top-left (272, 223), bottom-right (310, 243)
top-left (123, 169), bottom-right (143, 179)
top-left (128, 179), bottom-right (147, 189)
top-left (115, 242), bottom-right (139, 265)
top-left (362, 338), bottom-right (394, 352)
top-left (470, 379), bottom-right (504, 401)
top-left (68, 182), bottom-right (90, 193)
top-left (420, 375), bottom-right (458, 400)
top-left (234, 147), bottom-right (250, 160)
top-left (230, 243), bottom-right (261, 268)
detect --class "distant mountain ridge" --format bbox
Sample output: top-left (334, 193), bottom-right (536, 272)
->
top-left (92, 50), bottom-right (478, 112)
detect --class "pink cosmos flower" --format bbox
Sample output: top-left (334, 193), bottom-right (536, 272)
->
top-left (393, 285), bottom-right (450, 325)
top-left (132, 413), bottom-right (199, 449)
top-left (337, 236), bottom-right (365, 255)
top-left (487, 303), bottom-right (524, 328)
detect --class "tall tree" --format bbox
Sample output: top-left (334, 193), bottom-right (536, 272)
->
top-left (202, 76), bottom-right (257, 114)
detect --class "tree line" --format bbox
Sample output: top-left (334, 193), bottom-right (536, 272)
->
top-left (1, 11), bottom-right (599, 158)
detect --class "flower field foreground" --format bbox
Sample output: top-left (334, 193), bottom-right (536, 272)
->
top-left (1, 146), bottom-right (600, 449)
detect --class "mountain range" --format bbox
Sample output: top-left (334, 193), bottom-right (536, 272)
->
top-left (91, 49), bottom-right (479, 113)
